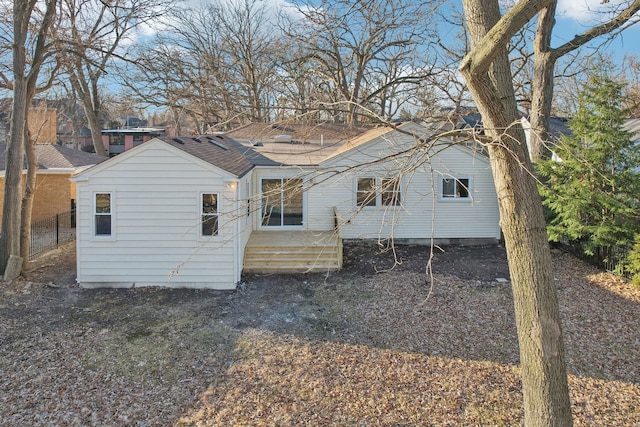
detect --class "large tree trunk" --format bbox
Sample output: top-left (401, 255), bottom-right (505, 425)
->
top-left (1, 0), bottom-right (30, 274)
top-left (2, 0), bottom-right (58, 277)
top-left (20, 127), bottom-right (37, 269)
top-left (68, 71), bottom-right (107, 156)
top-left (527, 0), bottom-right (640, 162)
top-left (460, 0), bottom-right (573, 426)
top-left (529, 4), bottom-right (557, 162)
top-left (85, 104), bottom-right (107, 156)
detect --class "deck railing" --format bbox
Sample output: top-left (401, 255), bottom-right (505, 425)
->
top-left (29, 210), bottom-right (76, 260)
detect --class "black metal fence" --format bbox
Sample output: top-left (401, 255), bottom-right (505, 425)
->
top-left (557, 241), bottom-right (632, 279)
top-left (29, 210), bottom-right (76, 261)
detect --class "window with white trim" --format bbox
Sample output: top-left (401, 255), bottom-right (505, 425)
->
top-left (356, 178), bottom-right (377, 207)
top-left (94, 193), bottom-right (112, 236)
top-left (442, 177), bottom-right (470, 199)
top-left (356, 177), bottom-right (402, 207)
top-left (201, 193), bottom-right (219, 236)
top-left (381, 177), bottom-right (401, 206)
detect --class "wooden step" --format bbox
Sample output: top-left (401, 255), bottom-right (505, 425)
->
top-left (243, 231), bottom-right (342, 274)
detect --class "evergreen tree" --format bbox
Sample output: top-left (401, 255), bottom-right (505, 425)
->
top-left (538, 65), bottom-right (640, 257)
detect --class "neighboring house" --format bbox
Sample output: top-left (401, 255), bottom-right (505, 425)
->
top-left (623, 118), bottom-right (640, 156)
top-left (0, 142), bottom-right (107, 227)
top-left (58, 121), bottom-right (93, 150)
top-left (74, 121), bottom-right (500, 290)
top-left (225, 121), bottom-right (374, 146)
top-left (521, 116), bottom-right (640, 163)
top-left (100, 128), bottom-right (165, 156)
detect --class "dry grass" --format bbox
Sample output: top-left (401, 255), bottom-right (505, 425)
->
top-left (1, 245), bottom-right (639, 426)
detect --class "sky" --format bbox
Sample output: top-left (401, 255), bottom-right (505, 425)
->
top-left (136, 0), bottom-right (640, 61)
top-left (553, 0), bottom-right (640, 60)
top-left (200, 0), bottom-right (640, 59)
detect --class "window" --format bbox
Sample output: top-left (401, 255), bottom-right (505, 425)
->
top-left (381, 178), bottom-right (401, 206)
top-left (109, 134), bottom-right (124, 145)
top-left (357, 177), bottom-right (402, 207)
top-left (133, 134), bottom-right (145, 147)
top-left (261, 178), bottom-right (303, 227)
top-left (201, 193), bottom-right (219, 236)
top-left (357, 178), bottom-right (377, 207)
top-left (442, 177), bottom-right (470, 199)
top-left (95, 193), bottom-right (112, 236)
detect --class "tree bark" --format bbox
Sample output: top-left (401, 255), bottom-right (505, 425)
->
top-left (460, 0), bottom-right (573, 425)
top-left (1, 0), bottom-right (32, 273)
top-left (85, 103), bottom-right (107, 156)
top-left (527, 0), bottom-right (640, 162)
top-left (1, 0), bottom-right (58, 275)
top-left (68, 71), bottom-right (107, 156)
top-left (529, 3), bottom-right (556, 161)
top-left (20, 126), bottom-right (37, 269)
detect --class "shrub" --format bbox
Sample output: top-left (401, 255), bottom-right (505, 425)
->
top-left (626, 234), bottom-right (640, 287)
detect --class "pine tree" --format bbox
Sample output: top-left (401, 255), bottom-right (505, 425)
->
top-left (538, 65), bottom-right (640, 258)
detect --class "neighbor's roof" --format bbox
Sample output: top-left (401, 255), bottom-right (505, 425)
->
top-left (159, 134), bottom-right (272, 177)
top-left (225, 122), bottom-right (376, 166)
top-left (225, 121), bottom-right (373, 143)
top-left (101, 127), bottom-right (165, 134)
top-left (0, 142), bottom-right (107, 171)
top-left (321, 121), bottom-right (454, 163)
top-left (322, 126), bottom-right (396, 161)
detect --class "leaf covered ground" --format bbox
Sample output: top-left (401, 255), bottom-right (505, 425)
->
top-left (0, 242), bottom-right (638, 426)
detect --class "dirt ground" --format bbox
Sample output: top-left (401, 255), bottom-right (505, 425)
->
top-left (22, 240), bottom-right (511, 285)
top-left (1, 241), bottom-right (638, 426)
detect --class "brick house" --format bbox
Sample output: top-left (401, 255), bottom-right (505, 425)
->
top-left (0, 142), bottom-right (107, 227)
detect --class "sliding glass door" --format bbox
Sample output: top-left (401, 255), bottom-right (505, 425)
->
top-left (261, 178), bottom-right (303, 227)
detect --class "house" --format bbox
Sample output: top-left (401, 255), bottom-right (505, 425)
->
top-left (0, 142), bottom-right (106, 227)
top-left (521, 116), bottom-right (640, 163)
top-left (101, 127), bottom-right (165, 156)
top-left (73, 121), bottom-right (500, 289)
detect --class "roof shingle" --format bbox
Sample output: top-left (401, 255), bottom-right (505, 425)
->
top-left (0, 142), bottom-right (107, 171)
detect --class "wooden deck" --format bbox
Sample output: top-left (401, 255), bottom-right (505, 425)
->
top-left (243, 230), bottom-right (343, 274)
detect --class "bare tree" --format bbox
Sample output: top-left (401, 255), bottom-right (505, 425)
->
top-left (57, 0), bottom-right (171, 156)
top-left (122, 38), bottom-right (215, 133)
top-left (213, 0), bottom-right (279, 122)
top-left (0, 0), bottom-right (58, 277)
top-left (282, 0), bottom-right (439, 125)
top-left (528, 1), bottom-right (640, 161)
top-left (458, 0), bottom-right (640, 425)
top-left (124, 0), bottom-right (281, 130)
top-left (272, 42), bottom-right (332, 122)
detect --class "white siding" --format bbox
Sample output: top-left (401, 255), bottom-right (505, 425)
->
top-left (251, 166), bottom-right (313, 230)
top-left (310, 130), bottom-right (500, 241)
top-left (247, 131), bottom-right (499, 242)
top-left (75, 141), bottom-right (244, 289)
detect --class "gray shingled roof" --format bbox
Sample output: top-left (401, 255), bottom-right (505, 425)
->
top-left (159, 134), bottom-right (274, 177)
top-left (0, 142), bottom-right (107, 171)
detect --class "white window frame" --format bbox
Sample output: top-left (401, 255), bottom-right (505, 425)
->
top-left (381, 177), bottom-right (402, 206)
top-left (356, 177), bottom-right (377, 207)
top-left (259, 177), bottom-right (305, 229)
top-left (200, 192), bottom-right (220, 238)
top-left (93, 191), bottom-right (114, 239)
top-left (356, 177), bottom-right (402, 207)
top-left (441, 176), bottom-right (471, 200)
